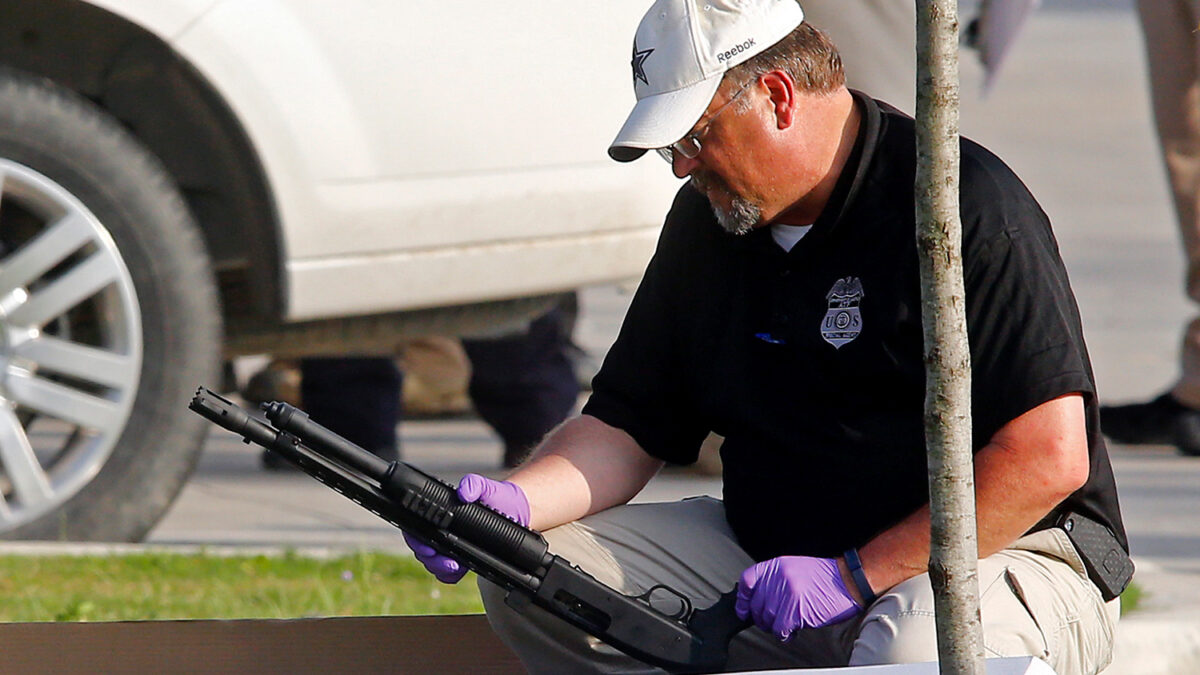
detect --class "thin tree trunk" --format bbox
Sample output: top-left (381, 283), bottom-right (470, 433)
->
top-left (914, 1), bottom-right (986, 673)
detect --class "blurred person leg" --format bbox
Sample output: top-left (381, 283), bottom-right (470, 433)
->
top-left (400, 337), bottom-right (474, 418)
top-left (553, 290), bottom-right (602, 390)
top-left (462, 299), bottom-right (581, 468)
top-left (242, 359), bottom-right (301, 407)
top-left (262, 356), bottom-right (402, 469)
top-left (301, 357), bottom-right (402, 462)
top-left (1102, 0), bottom-right (1200, 456)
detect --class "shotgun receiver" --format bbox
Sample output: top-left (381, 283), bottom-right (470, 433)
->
top-left (189, 387), bottom-right (747, 672)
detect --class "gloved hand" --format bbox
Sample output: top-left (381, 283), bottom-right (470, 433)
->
top-left (403, 473), bottom-right (531, 584)
top-left (735, 556), bottom-right (862, 640)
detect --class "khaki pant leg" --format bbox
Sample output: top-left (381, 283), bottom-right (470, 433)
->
top-left (478, 497), bottom-right (857, 674)
top-left (399, 337), bottom-right (473, 416)
top-left (1137, 0), bottom-right (1200, 405)
top-left (850, 530), bottom-right (1119, 675)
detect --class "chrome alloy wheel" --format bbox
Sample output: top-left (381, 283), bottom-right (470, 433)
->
top-left (0, 159), bottom-right (142, 529)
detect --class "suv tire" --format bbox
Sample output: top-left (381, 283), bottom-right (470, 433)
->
top-left (0, 67), bottom-right (221, 541)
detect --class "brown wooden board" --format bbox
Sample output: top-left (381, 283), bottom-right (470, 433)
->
top-left (0, 614), bottom-right (523, 674)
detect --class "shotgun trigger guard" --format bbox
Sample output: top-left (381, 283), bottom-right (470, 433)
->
top-left (636, 584), bottom-right (693, 621)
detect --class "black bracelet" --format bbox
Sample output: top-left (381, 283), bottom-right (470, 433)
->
top-left (843, 548), bottom-right (878, 606)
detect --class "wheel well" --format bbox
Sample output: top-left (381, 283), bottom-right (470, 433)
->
top-left (0, 0), bottom-right (284, 322)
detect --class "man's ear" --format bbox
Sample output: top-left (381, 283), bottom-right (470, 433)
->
top-left (761, 70), bottom-right (796, 129)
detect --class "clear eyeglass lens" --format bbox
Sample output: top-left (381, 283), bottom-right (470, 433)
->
top-left (676, 138), bottom-right (701, 158)
top-left (656, 138), bottom-right (701, 163)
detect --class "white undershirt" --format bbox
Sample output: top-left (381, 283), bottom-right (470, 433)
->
top-left (770, 223), bottom-right (813, 252)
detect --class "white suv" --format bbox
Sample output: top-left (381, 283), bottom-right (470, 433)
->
top-left (0, 0), bottom-right (675, 541)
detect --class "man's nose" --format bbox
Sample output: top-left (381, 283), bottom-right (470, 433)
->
top-left (672, 153), bottom-right (700, 179)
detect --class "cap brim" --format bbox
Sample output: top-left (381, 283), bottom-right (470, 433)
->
top-left (608, 75), bottom-right (723, 162)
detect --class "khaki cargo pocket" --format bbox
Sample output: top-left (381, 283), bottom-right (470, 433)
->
top-left (1011, 556), bottom-right (1115, 675)
top-left (979, 566), bottom-right (1051, 661)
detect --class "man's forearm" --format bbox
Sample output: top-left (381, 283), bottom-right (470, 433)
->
top-left (848, 394), bottom-right (1090, 601)
top-left (506, 414), bottom-right (664, 531)
top-left (850, 472), bottom-right (1054, 603)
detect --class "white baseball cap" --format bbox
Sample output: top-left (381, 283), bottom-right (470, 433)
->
top-left (608, 0), bottom-right (805, 162)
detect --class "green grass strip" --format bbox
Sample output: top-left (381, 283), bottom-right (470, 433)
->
top-left (0, 550), bottom-right (1144, 623)
top-left (0, 551), bottom-right (483, 622)
top-left (1119, 581), bottom-right (1143, 615)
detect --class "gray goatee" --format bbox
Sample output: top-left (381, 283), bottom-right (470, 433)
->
top-left (692, 173), bottom-right (760, 235)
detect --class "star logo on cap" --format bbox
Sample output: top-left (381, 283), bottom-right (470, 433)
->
top-left (631, 41), bottom-right (653, 86)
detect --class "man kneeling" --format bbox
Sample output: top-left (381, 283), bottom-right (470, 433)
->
top-left (407, 1), bottom-right (1128, 672)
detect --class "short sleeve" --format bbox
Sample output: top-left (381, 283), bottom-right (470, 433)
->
top-left (581, 194), bottom-right (712, 464)
top-left (962, 157), bottom-right (1094, 442)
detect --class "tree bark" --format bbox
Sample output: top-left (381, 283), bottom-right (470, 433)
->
top-left (914, 1), bottom-right (986, 673)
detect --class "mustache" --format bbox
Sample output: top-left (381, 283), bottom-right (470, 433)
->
top-left (690, 170), bottom-right (729, 195)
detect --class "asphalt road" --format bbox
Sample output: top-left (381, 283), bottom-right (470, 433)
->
top-left (146, 6), bottom-right (1199, 619)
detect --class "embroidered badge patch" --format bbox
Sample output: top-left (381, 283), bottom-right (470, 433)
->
top-left (821, 277), bottom-right (864, 349)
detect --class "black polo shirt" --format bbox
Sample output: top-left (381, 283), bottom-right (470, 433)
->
top-left (582, 92), bottom-right (1127, 562)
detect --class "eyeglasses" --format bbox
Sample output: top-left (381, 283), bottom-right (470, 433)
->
top-left (656, 84), bottom-right (750, 163)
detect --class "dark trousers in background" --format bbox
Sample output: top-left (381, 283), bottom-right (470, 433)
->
top-left (295, 300), bottom-right (580, 468)
top-left (463, 303), bottom-right (581, 467)
top-left (300, 357), bottom-right (403, 462)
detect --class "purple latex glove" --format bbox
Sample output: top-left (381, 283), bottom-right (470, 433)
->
top-left (403, 473), bottom-right (531, 584)
top-left (735, 556), bottom-right (862, 640)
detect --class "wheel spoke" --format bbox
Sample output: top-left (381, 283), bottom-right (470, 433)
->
top-left (5, 249), bottom-right (121, 328)
top-left (12, 335), bottom-right (136, 390)
top-left (0, 407), bottom-right (54, 509)
top-left (0, 212), bottom-right (93, 298)
top-left (0, 399), bottom-right (14, 521)
top-left (4, 370), bottom-right (122, 431)
top-left (0, 153), bottom-right (149, 535)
